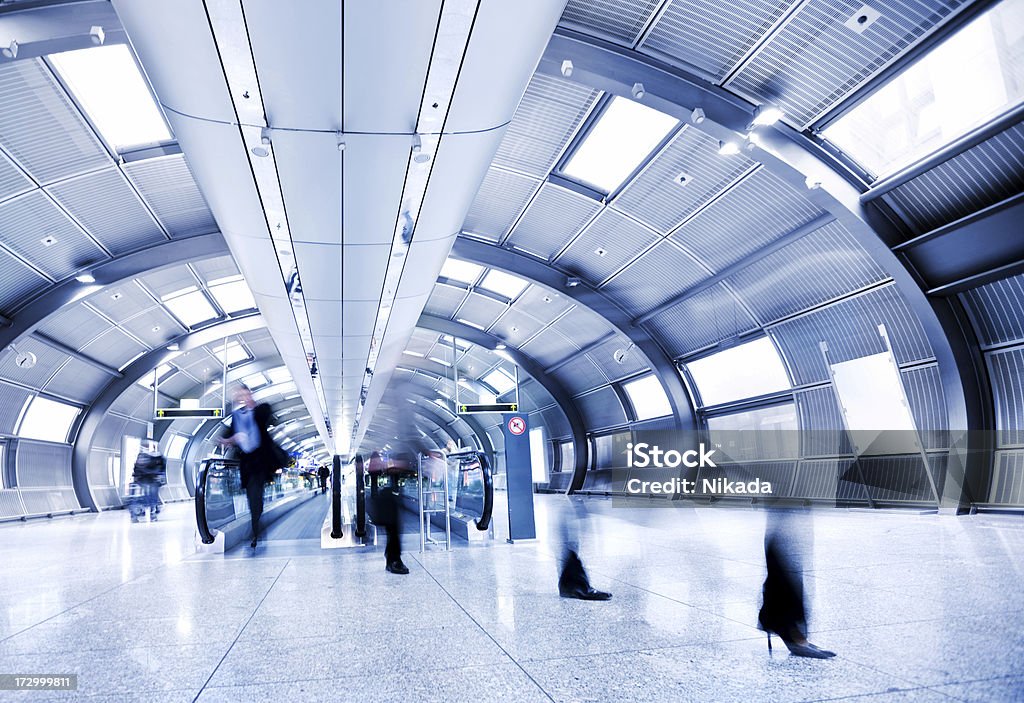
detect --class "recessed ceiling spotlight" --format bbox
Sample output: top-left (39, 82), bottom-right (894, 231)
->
top-left (718, 140), bottom-right (741, 156)
top-left (690, 108), bottom-right (706, 124)
top-left (673, 171), bottom-right (692, 186)
top-left (75, 272), bottom-right (96, 283)
top-left (495, 343), bottom-right (507, 350)
top-left (565, 276), bottom-right (581, 288)
top-left (542, 295), bottom-right (552, 303)
top-left (561, 59), bottom-right (574, 77)
top-left (152, 325), bottom-right (161, 332)
top-left (167, 343), bottom-right (179, 351)
top-left (1, 41), bottom-right (17, 59)
top-left (89, 25), bottom-right (106, 45)
top-left (631, 82), bottom-right (645, 100)
top-left (844, 4), bottom-right (881, 33)
top-left (594, 247), bottom-right (607, 257)
top-left (110, 291), bottom-right (123, 300)
top-left (751, 104), bottom-right (783, 127)
top-left (40, 235), bottom-right (57, 247)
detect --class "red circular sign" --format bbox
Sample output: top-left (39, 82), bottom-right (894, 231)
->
top-left (507, 416), bottom-right (526, 435)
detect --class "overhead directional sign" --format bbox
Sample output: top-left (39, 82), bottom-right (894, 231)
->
top-left (458, 402), bottom-right (518, 414)
top-left (154, 408), bottom-right (223, 420)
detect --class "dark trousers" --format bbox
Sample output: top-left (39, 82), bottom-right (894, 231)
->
top-left (759, 533), bottom-right (807, 638)
top-left (246, 478), bottom-right (264, 541)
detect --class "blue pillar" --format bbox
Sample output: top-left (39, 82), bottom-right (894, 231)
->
top-left (502, 413), bottom-right (536, 541)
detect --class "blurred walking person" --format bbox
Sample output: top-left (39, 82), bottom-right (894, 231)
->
top-left (556, 494), bottom-right (611, 600)
top-left (318, 464), bottom-right (330, 494)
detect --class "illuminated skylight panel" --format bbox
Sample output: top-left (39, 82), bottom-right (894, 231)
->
top-left (823, 0), bottom-right (1024, 176)
top-left (265, 366), bottom-right (291, 384)
top-left (562, 96), bottom-right (678, 192)
top-left (212, 342), bottom-right (250, 366)
top-left (165, 434), bottom-right (188, 459)
top-left (243, 372), bottom-right (268, 388)
top-left (622, 375), bottom-right (671, 421)
top-left (18, 396), bottom-right (80, 443)
top-left (482, 368), bottom-right (516, 394)
top-left (162, 290), bottom-right (218, 327)
top-left (440, 258), bottom-right (483, 285)
top-left (49, 44), bottom-right (172, 152)
top-left (137, 362), bottom-right (173, 388)
top-left (480, 270), bottom-right (528, 299)
top-left (686, 337), bottom-right (791, 407)
top-left (209, 279), bottom-right (257, 313)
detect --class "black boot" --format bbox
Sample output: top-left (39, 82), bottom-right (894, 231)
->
top-left (558, 550), bottom-right (611, 600)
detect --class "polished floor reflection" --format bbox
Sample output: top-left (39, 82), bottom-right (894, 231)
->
top-left (0, 496), bottom-right (1021, 702)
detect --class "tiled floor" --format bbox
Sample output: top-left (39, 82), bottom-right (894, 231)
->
top-left (0, 496), bottom-right (1021, 702)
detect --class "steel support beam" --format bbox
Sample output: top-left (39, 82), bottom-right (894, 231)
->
top-left (450, 237), bottom-right (696, 434)
top-left (538, 30), bottom-right (989, 512)
top-left (418, 314), bottom-right (590, 493)
top-left (71, 313), bottom-right (262, 511)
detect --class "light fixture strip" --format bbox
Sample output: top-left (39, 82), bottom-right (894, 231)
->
top-left (349, 0), bottom-right (479, 448)
top-left (206, 1), bottom-right (332, 439)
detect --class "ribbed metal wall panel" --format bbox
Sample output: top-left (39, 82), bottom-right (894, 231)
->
top-left (490, 308), bottom-right (546, 347)
top-left (462, 168), bottom-right (540, 241)
top-left (138, 263), bottom-right (198, 299)
top-left (988, 347), bottom-right (1024, 448)
top-left (641, 0), bottom-right (796, 82)
top-left (92, 416), bottom-right (127, 452)
top-left (87, 282), bottom-right (157, 323)
top-left (645, 283), bottom-right (757, 357)
top-left (192, 255), bottom-right (239, 284)
top-left (726, 220), bottom-right (887, 323)
top-left (882, 123), bottom-right (1024, 234)
top-left (730, 0), bottom-right (966, 127)
top-left (0, 247), bottom-right (49, 316)
top-left (711, 460), bottom-right (797, 497)
top-left (670, 169), bottom-right (825, 271)
top-left (122, 155), bottom-right (218, 237)
top-left (794, 458), bottom-right (867, 501)
top-left (769, 285), bottom-right (934, 385)
top-left (109, 384), bottom-right (151, 418)
top-left (47, 168), bottom-right (166, 255)
top-left (14, 440), bottom-right (73, 488)
top-left (0, 59), bottom-right (109, 183)
top-left (514, 285), bottom-right (575, 324)
top-left (0, 149), bottom-right (31, 202)
top-left (990, 450), bottom-right (1024, 505)
top-left (858, 455), bottom-right (942, 504)
top-left (0, 489), bottom-right (26, 519)
top-left (36, 303), bottom-right (111, 351)
top-left (614, 126), bottom-right (754, 232)
top-left (505, 184), bottom-right (601, 259)
top-left (454, 292), bottom-right (508, 329)
top-left (44, 359), bottom-right (111, 403)
top-left (796, 386), bottom-right (853, 457)
top-left (0, 191), bottom-right (106, 280)
top-left (554, 355), bottom-right (609, 395)
top-left (901, 365), bottom-right (949, 451)
top-left (120, 307), bottom-right (181, 349)
top-left (19, 488), bottom-right (78, 515)
top-left (0, 336), bottom-right (67, 388)
top-left (557, 208), bottom-right (659, 284)
top-left (0, 381), bottom-right (30, 434)
top-left (81, 328), bottom-right (148, 370)
top-left (960, 272), bottom-right (1024, 348)
top-left (92, 486), bottom-right (122, 508)
top-left (601, 240), bottom-right (709, 316)
top-left (586, 336), bottom-right (650, 381)
top-left (520, 328), bottom-right (579, 367)
top-left (541, 405), bottom-right (572, 440)
top-left (550, 306), bottom-right (614, 348)
top-left (560, 0), bottom-right (662, 44)
top-left (579, 387), bottom-right (628, 431)
top-left (493, 74), bottom-right (599, 177)
top-left (423, 284), bottom-right (467, 319)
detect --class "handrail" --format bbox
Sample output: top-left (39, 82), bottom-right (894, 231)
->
top-left (476, 452), bottom-right (493, 531)
top-left (330, 454), bottom-right (343, 539)
top-left (354, 455), bottom-right (366, 537)
top-left (195, 457), bottom-right (239, 545)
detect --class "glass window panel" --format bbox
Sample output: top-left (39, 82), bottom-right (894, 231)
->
top-left (559, 440), bottom-right (574, 472)
top-left (243, 372), bottom-right (268, 388)
top-left (212, 342), bottom-right (250, 366)
top-left (440, 258), bottom-right (483, 285)
top-left (530, 426), bottom-right (548, 482)
top-left (265, 366), bottom-right (291, 384)
top-left (122, 435), bottom-right (142, 491)
top-left (18, 396), bottom-right (80, 443)
top-left (49, 44), bottom-right (172, 151)
top-left (562, 96), bottom-right (678, 192)
top-left (593, 431), bottom-right (632, 469)
top-left (165, 434), bottom-right (188, 459)
top-left (622, 375), bottom-right (672, 421)
top-left (209, 279), bottom-right (257, 313)
top-left (479, 270), bottom-right (528, 299)
top-left (137, 363), bottom-right (173, 388)
top-left (822, 0), bottom-right (1024, 176)
top-left (163, 290), bottom-right (218, 327)
top-left (686, 337), bottom-right (791, 407)
top-left (706, 403), bottom-right (798, 461)
top-left (481, 368), bottom-right (516, 394)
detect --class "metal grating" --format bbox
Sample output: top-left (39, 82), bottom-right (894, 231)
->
top-left (961, 272), bottom-right (1024, 348)
top-left (514, 286), bottom-right (574, 324)
top-left (0, 149), bottom-right (31, 203)
top-left (43, 359), bottom-right (110, 403)
top-left (614, 126), bottom-right (755, 233)
top-left (541, 405), bottom-right (572, 440)
top-left (87, 282), bottom-right (158, 323)
top-left (19, 488), bottom-right (79, 515)
top-left (192, 255), bottom-right (240, 284)
top-left (554, 354), bottom-right (609, 395)
top-left (601, 239), bottom-right (709, 316)
top-left (505, 183), bottom-right (602, 259)
top-left (990, 450), bottom-right (1024, 505)
top-left (453, 292), bottom-right (509, 330)
top-left (424, 283), bottom-right (467, 319)
top-left (670, 169), bottom-right (825, 272)
top-left (36, 303), bottom-right (111, 351)
top-left (81, 328), bottom-right (147, 370)
top-left (551, 306), bottom-right (614, 349)
top-left (462, 169), bottom-right (540, 241)
top-left (901, 365), bottom-right (948, 451)
top-left (493, 73), bottom-right (599, 177)
top-left (139, 264), bottom-right (199, 299)
top-left (0, 59), bottom-right (110, 183)
top-left (0, 336), bottom-right (67, 388)
top-left (882, 123), bottom-right (1024, 234)
top-left (796, 386), bottom-right (854, 457)
top-left (0, 191), bottom-right (107, 280)
top-left (858, 455), bottom-right (942, 504)
top-left (15, 440), bottom-right (74, 487)
top-left (0, 246), bottom-right (48, 316)
top-left (93, 415), bottom-right (127, 451)
top-left (556, 208), bottom-right (659, 284)
top-left (769, 284), bottom-right (934, 386)
top-left (730, 0), bottom-right (967, 127)
top-left (120, 307), bottom-right (182, 349)
top-left (576, 386), bottom-right (628, 429)
top-left (560, 0), bottom-right (663, 44)
top-left (587, 335), bottom-right (650, 380)
top-left (489, 308), bottom-right (546, 346)
top-left (0, 381), bottom-right (31, 434)
top-left (726, 220), bottom-right (887, 324)
top-left (122, 155), bottom-right (218, 237)
top-left (989, 347), bottom-right (1024, 448)
top-left (645, 283), bottom-right (757, 357)
top-left (794, 458), bottom-right (866, 501)
top-left (47, 168), bottom-right (166, 255)
top-left (520, 328), bottom-right (580, 368)
top-left (0, 490), bottom-right (26, 519)
top-left (641, 0), bottom-right (798, 82)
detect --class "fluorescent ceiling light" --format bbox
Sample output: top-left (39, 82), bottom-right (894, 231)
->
top-left (209, 279), bottom-right (256, 313)
top-left (428, 357), bottom-right (452, 367)
top-left (480, 270), bottom-right (528, 300)
top-left (439, 334), bottom-right (471, 350)
top-left (440, 258), bottom-right (483, 285)
top-left (456, 318), bottom-right (485, 330)
top-left (562, 96), bottom-right (677, 192)
top-left (482, 368), bottom-right (516, 394)
top-left (50, 44), bottom-right (171, 151)
top-left (265, 366), bottom-right (291, 384)
top-left (163, 290), bottom-right (218, 327)
top-left (212, 342), bottom-right (249, 366)
top-left (403, 350), bottom-right (425, 358)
